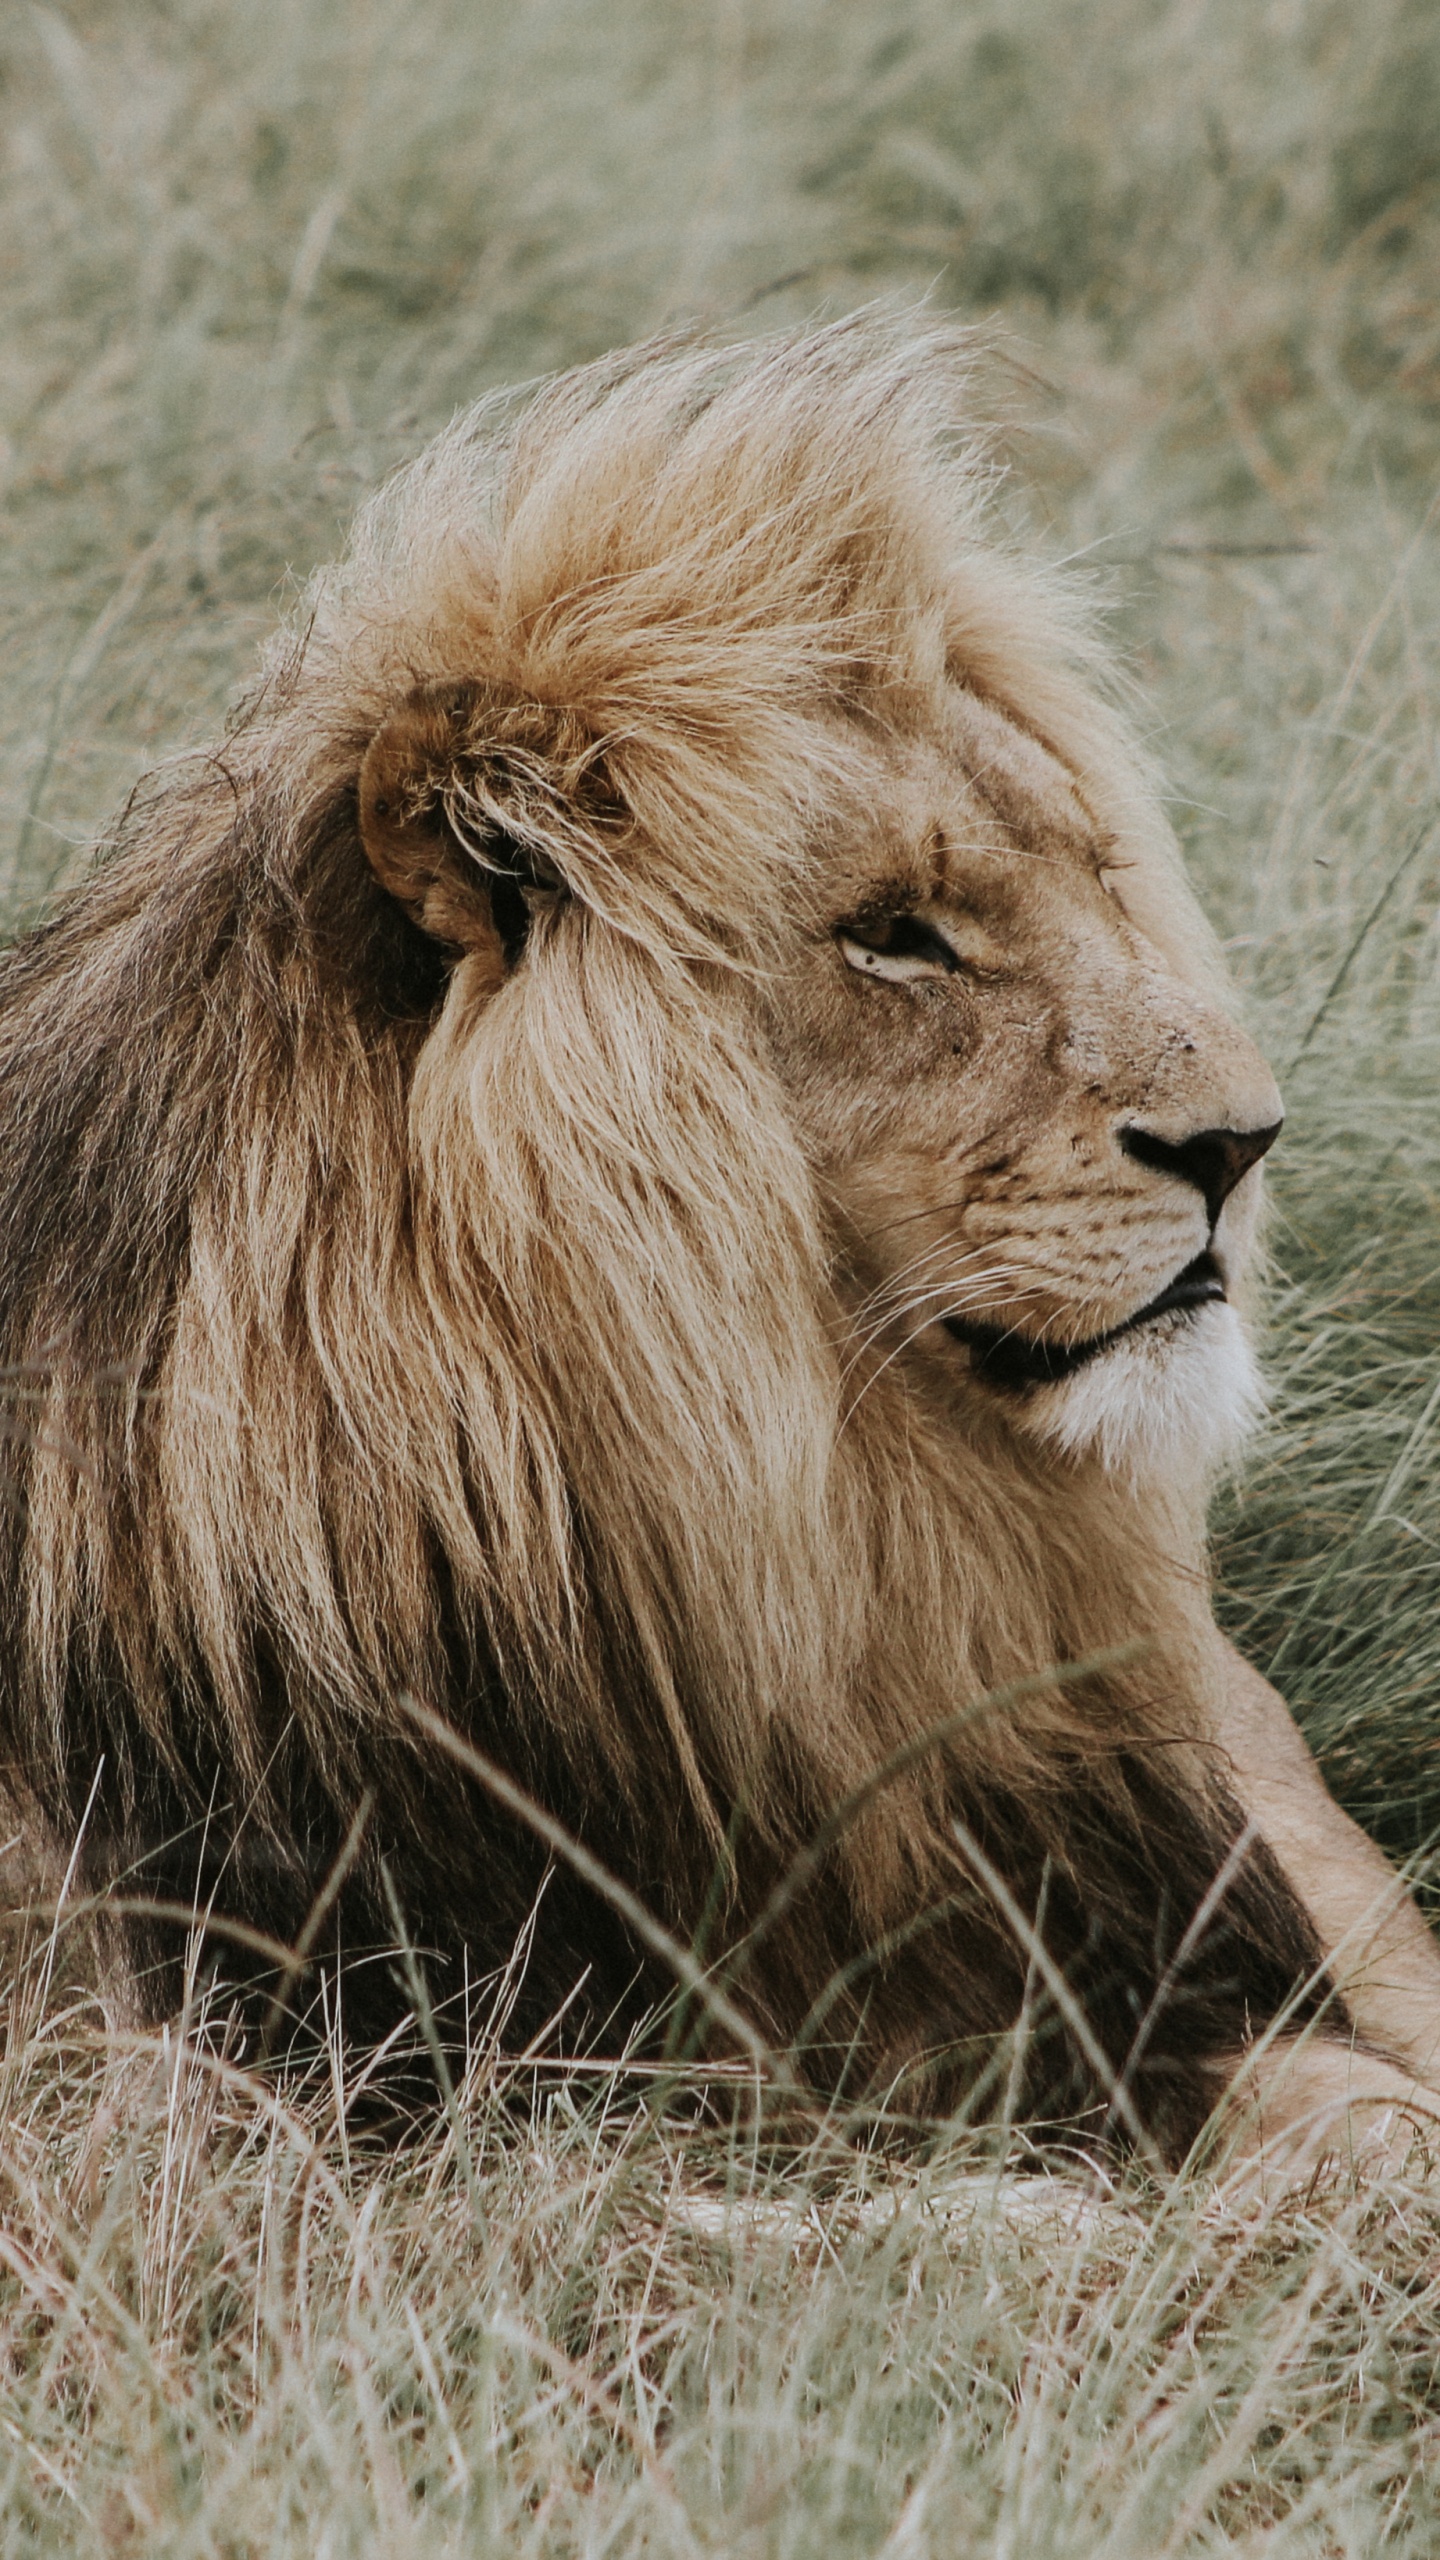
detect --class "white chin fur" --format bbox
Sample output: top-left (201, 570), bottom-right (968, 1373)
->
top-left (1017, 1302), bottom-right (1265, 1483)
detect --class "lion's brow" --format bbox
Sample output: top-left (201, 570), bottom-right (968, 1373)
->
top-left (935, 828), bottom-right (1096, 876)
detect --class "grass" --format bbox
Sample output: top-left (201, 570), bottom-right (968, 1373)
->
top-left (3, 0), bottom-right (1440, 2547)
top-left (11, 2001), bottom-right (1440, 2558)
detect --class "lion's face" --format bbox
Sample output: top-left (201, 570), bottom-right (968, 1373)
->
top-left (768, 685), bottom-right (1282, 1477)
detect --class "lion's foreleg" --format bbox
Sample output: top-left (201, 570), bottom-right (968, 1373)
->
top-left (1217, 1638), bottom-right (1440, 2092)
top-left (1213, 2034), bottom-right (1440, 2191)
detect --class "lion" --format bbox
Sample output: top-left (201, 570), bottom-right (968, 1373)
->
top-left (0, 314), bottom-right (1436, 2177)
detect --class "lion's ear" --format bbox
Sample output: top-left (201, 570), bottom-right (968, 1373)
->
top-left (358, 683), bottom-right (520, 973)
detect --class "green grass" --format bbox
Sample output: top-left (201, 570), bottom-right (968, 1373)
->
top-left (3, 0), bottom-right (1440, 2548)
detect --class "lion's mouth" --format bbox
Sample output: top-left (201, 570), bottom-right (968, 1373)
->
top-left (943, 1251), bottom-right (1226, 1392)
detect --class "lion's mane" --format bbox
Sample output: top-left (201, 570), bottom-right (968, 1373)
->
top-left (0, 319), bottom-right (1320, 2153)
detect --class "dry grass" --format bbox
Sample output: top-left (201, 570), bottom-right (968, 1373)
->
top-left (3, 0), bottom-right (1440, 2548)
top-left (6, 1966), bottom-right (1440, 2558)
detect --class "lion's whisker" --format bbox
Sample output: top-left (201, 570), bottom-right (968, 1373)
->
top-left (840, 1267), bottom-right (1038, 1380)
top-left (846, 1233), bottom-right (1013, 1318)
top-left (843, 1263), bottom-right (1031, 1364)
top-left (839, 1280), bottom-right (1053, 1415)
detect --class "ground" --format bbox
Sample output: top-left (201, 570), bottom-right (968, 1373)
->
top-left (2, 1), bottom-right (1440, 2549)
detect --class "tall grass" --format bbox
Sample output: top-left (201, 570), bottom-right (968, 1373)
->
top-left (2, 0), bottom-right (1440, 2548)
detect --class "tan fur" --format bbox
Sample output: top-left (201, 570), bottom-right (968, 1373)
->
top-left (1, 314), bottom-right (1436, 2174)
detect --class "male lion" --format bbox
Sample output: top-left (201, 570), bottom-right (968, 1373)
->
top-left (1, 318), bottom-right (1436, 2176)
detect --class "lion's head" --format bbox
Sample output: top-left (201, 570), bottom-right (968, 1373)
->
top-left (349, 341), bottom-right (1281, 1501)
top-left (0, 318), bottom-right (1318, 2155)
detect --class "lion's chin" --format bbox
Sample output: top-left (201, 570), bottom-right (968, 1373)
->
top-left (1013, 1300), bottom-right (1266, 1484)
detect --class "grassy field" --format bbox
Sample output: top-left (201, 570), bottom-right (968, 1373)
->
top-left (3, 0), bottom-right (1440, 2548)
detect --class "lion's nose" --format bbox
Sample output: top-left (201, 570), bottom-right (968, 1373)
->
top-left (1118, 1120), bottom-right (1282, 1231)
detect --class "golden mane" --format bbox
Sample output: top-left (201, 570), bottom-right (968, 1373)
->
top-left (0, 318), bottom-right (1322, 2155)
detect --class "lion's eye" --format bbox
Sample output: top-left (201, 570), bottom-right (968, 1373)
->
top-left (836, 913), bottom-right (960, 984)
